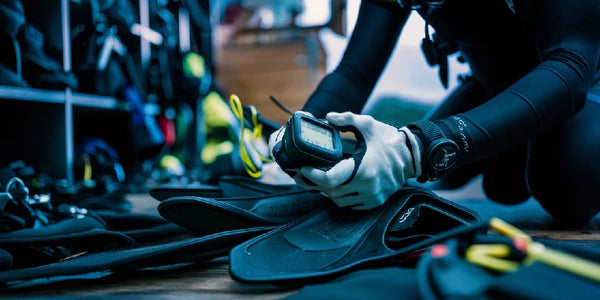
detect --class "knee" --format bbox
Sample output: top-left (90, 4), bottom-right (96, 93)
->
top-left (528, 171), bottom-right (600, 225)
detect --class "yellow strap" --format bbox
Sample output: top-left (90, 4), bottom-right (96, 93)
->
top-left (229, 94), bottom-right (261, 178)
top-left (83, 154), bottom-right (92, 181)
top-left (247, 104), bottom-right (272, 163)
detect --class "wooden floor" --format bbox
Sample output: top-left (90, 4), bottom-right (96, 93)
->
top-left (3, 177), bottom-right (599, 299)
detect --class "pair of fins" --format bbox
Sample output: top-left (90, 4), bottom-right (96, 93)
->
top-left (156, 176), bottom-right (481, 285)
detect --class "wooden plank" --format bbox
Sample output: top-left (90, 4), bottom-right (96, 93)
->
top-left (525, 230), bottom-right (600, 241)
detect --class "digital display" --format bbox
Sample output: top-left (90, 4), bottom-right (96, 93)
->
top-left (300, 119), bottom-right (334, 151)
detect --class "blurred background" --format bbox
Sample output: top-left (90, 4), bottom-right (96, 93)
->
top-left (213, 0), bottom-right (470, 124)
top-left (0, 0), bottom-right (470, 196)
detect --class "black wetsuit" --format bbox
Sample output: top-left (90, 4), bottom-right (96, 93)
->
top-left (301, 0), bottom-right (600, 224)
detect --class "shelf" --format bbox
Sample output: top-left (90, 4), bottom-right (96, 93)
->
top-left (72, 92), bottom-right (130, 111)
top-left (0, 85), bottom-right (129, 111)
top-left (0, 85), bottom-right (66, 104)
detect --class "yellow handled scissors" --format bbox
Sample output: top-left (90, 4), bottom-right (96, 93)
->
top-left (465, 217), bottom-right (600, 283)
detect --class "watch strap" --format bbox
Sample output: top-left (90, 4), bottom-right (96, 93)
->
top-left (407, 120), bottom-right (444, 148)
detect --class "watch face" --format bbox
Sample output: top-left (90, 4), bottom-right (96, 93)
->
top-left (431, 143), bottom-right (458, 171)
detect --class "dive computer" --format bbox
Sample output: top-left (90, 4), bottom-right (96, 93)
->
top-left (282, 112), bottom-right (343, 168)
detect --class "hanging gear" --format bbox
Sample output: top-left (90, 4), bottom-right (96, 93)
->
top-left (198, 92), bottom-right (271, 183)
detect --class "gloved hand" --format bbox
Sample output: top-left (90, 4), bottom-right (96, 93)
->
top-left (298, 112), bottom-right (422, 210)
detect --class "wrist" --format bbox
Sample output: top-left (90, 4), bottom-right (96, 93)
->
top-left (407, 120), bottom-right (460, 183)
top-left (398, 126), bottom-right (423, 179)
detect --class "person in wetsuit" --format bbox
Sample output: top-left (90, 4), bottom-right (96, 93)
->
top-left (269, 0), bottom-right (600, 225)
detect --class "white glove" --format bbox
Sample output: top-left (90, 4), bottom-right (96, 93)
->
top-left (298, 112), bottom-right (422, 210)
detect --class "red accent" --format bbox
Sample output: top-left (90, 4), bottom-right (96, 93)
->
top-left (513, 237), bottom-right (529, 252)
top-left (431, 244), bottom-right (449, 258)
top-left (157, 115), bottom-right (176, 146)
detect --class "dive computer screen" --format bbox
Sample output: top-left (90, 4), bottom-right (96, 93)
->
top-left (300, 119), bottom-right (334, 151)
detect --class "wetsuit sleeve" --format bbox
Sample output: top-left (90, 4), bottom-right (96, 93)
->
top-left (301, 0), bottom-right (411, 118)
top-left (434, 0), bottom-right (600, 165)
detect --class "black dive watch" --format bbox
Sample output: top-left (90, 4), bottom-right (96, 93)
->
top-left (407, 120), bottom-right (459, 183)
